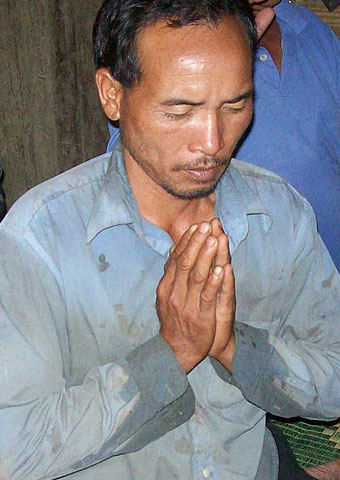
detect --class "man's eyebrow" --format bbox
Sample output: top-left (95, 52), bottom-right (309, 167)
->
top-left (160, 89), bottom-right (253, 107)
top-left (226, 89), bottom-right (253, 104)
top-left (161, 99), bottom-right (204, 107)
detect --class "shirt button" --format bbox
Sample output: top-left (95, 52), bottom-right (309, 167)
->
top-left (202, 467), bottom-right (211, 478)
top-left (260, 53), bottom-right (268, 62)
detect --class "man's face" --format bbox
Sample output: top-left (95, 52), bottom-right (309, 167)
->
top-left (118, 17), bottom-right (253, 200)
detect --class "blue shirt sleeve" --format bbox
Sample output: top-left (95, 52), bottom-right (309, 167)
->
top-left (0, 231), bottom-right (194, 479)
top-left (232, 199), bottom-right (340, 420)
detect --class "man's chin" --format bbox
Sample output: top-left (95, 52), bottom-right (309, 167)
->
top-left (162, 182), bottom-right (218, 200)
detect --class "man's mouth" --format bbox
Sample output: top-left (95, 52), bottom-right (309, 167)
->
top-left (182, 165), bottom-right (223, 182)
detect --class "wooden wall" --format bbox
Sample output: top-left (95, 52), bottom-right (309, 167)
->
top-left (0, 0), bottom-right (339, 208)
top-left (0, 0), bottom-right (107, 208)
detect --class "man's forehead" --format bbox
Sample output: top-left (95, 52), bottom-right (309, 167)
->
top-left (126, 18), bottom-right (253, 107)
top-left (136, 16), bottom-right (251, 70)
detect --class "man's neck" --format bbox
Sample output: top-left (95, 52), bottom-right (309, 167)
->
top-left (141, 191), bottom-right (216, 244)
top-left (124, 157), bottom-right (216, 244)
top-left (259, 19), bottom-right (282, 73)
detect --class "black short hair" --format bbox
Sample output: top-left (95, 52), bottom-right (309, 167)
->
top-left (93, 0), bottom-right (256, 89)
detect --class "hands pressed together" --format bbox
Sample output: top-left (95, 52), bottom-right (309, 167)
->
top-left (157, 219), bottom-right (236, 374)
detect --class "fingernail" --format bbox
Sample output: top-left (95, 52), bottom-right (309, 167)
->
top-left (190, 224), bottom-right (198, 234)
top-left (169, 245), bottom-right (175, 254)
top-left (213, 265), bottom-right (223, 276)
top-left (199, 222), bottom-right (210, 234)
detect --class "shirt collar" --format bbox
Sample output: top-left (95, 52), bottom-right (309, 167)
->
top-left (87, 144), bottom-right (272, 251)
top-left (86, 140), bottom-right (145, 243)
top-left (217, 161), bottom-right (272, 254)
top-left (274, 0), bottom-right (309, 34)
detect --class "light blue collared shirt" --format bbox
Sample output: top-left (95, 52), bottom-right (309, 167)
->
top-left (0, 142), bottom-right (339, 479)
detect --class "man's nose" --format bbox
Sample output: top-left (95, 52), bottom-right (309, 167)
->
top-left (188, 112), bottom-right (224, 156)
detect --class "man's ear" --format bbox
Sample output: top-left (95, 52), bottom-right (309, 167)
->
top-left (95, 68), bottom-right (123, 121)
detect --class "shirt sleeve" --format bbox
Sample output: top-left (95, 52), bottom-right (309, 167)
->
top-left (231, 199), bottom-right (340, 420)
top-left (0, 231), bottom-right (194, 480)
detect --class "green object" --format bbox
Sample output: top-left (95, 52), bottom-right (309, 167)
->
top-left (271, 418), bottom-right (340, 468)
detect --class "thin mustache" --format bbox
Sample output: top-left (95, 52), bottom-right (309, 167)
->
top-left (174, 157), bottom-right (229, 171)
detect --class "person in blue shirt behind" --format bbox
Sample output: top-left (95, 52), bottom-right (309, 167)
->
top-left (108, 0), bottom-right (340, 274)
top-left (237, 0), bottom-right (340, 272)
top-left (0, 1), bottom-right (340, 480)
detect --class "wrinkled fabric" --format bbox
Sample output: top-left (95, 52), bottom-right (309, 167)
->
top-left (0, 142), bottom-right (339, 480)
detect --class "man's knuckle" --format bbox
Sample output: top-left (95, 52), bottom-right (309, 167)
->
top-left (171, 249), bottom-right (180, 260)
top-left (177, 254), bottom-right (191, 271)
top-left (201, 290), bottom-right (215, 303)
top-left (189, 269), bottom-right (205, 284)
top-left (169, 293), bottom-right (180, 310)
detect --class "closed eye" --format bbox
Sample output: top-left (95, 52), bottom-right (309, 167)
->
top-left (222, 100), bottom-right (248, 114)
top-left (163, 109), bottom-right (192, 120)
